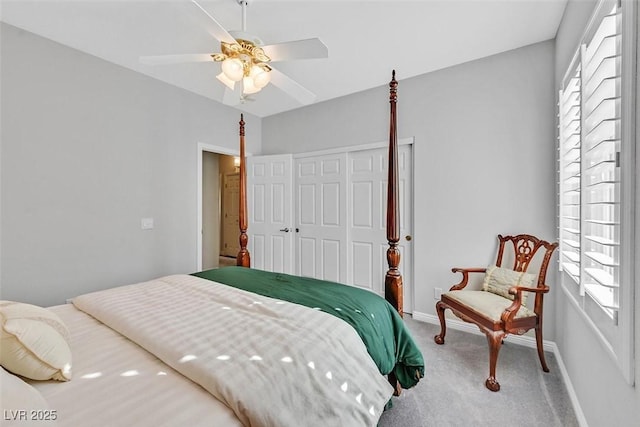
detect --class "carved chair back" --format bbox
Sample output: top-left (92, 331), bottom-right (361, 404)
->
top-left (495, 234), bottom-right (557, 316)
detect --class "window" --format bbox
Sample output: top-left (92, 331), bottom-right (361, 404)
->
top-left (582, 2), bottom-right (620, 316)
top-left (559, 64), bottom-right (581, 283)
top-left (558, 0), bottom-right (636, 383)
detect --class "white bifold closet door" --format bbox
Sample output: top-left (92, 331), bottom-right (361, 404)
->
top-left (246, 154), bottom-right (294, 274)
top-left (347, 145), bottom-right (413, 310)
top-left (248, 144), bottom-right (413, 312)
top-left (295, 153), bottom-right (349, 283)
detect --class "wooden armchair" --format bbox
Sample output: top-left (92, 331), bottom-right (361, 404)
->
top-left (434, 234), bottom-right (558, 391)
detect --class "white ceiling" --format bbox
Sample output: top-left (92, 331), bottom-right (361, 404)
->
top-left (0, 0), bottom-right (568, 117)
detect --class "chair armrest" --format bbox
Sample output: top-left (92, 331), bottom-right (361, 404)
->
top-left (450, 267), bottom-right (486, 291)
top-left (500, 285), bottom-right (550, 324)
top-left (508, 285), bottom-right (550, 296)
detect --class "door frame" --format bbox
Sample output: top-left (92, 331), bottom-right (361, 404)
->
top-left (292, 138), bottom-right (413, 160)
top-left (197, 143), bottom-right (246, 272)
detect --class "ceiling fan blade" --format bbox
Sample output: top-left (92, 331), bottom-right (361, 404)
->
top-left (139, 54), bottom-right (214, 65)
top-left (222, 85), bottom-right (242, 106)
top-left (269, 67), bottom-right (316, 105)
top-left (189, 0), bottom-right (237, 45)
top-left (262, 38), bottom-right (328, 62)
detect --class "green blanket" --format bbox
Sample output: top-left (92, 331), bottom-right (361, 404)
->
top-left (192, 267), bottom-right (424, 389)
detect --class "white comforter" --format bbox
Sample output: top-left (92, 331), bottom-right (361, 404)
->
top-left (73, 274), bottom-right (393, 427)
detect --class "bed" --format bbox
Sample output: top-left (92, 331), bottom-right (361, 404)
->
top-left (1, 72), bottom-right (423, 427)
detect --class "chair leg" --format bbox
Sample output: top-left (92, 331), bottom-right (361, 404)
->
top-left (485, 331), bottom-right (504, 392)
top-left (434, 301), bottom-right (447, 345)
top-left (535, 325), bottom-right (549, 372)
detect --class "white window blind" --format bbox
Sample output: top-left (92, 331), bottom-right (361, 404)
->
top-left (559, 2), bottom-right (621, 319)
top-left (559, 64), bottom-right (581, 284)
top-left (581, 5), bottom-right (621, 314)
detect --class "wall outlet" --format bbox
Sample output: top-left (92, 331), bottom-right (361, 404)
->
top-left (434, 287), bottom-right (442, 300)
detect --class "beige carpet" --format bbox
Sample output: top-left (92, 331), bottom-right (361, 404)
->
top-left (378, 316), bottom-right (579, 427)
top-left (218, 256), bottom-right (237, 267)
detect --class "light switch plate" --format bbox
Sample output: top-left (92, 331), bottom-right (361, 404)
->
top-left (141, 217), bottom-right (154, 230)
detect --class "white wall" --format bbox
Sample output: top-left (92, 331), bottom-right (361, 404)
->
top-left (554, 1), bottom-right (640, 426)
top-left (0, 23), bottom-right (261, 306)
top-left (263, 40), bottom-right (557, 338)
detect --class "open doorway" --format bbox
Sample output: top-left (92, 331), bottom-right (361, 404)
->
top-left (197, 143), bottom-right (240, 271)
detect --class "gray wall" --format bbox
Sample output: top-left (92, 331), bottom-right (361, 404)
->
top-left (263, 40), bottom-right (558, 339)
top-left (554, 1), bottom-right (640, 426)
top-left (0, 23), bottom-right (261, 306)
top-left (4, 11), bottom-right (638, 425)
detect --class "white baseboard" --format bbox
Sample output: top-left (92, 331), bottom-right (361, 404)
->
top-left (411, 310), bottom-right (588, 427)
top-left (546, 340), bottom-right (589, 427)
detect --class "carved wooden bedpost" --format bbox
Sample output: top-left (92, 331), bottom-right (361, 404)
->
top-left (386, 71), bottom-right (404, 396)
top-left (237, 114), bottom-right (251, 267)
top-left (385, 70), bottom-right (403, 317)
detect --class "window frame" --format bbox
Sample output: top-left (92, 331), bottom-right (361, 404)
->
top-left (557, 0), bottom-right (636, 385)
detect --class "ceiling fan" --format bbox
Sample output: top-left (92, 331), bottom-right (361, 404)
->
top-left (139, 0), bottom-right (328, 106)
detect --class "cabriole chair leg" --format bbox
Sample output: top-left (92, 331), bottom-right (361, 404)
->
top-left (535, 326), bottom-right (549, 372)
top-left (485, 331), bottom-right (504, 392)
top-left (434, 301), bottom-right (447, 345)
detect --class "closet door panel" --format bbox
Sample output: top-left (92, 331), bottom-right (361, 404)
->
top-left (295, 153), bottom-right (348, 282)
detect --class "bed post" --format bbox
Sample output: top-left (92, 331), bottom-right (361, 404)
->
top-left (385, 70), bottom-right (403, 317)
top-left (237, 114), bottom-right (251, 267)
top-left (386, 70), bottom-right (403, 397)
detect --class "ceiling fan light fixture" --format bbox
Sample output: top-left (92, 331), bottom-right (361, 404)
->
top-left (242, 76), bottom-right (261, 95)
top-left (250, 64), bottom-right (271, 89)
top-left (221, 57), bottom-right (244, 82)
top-left (216, 72), bottom-right (236, 90)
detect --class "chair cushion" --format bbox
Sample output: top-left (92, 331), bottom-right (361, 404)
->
top-left (481, 265), bottom-right (536, 304)
top-left (0, 301), bottom-right (72, 381)
top-left (444, 290), bottom-right (535, 321)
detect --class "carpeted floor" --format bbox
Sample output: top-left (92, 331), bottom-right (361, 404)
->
top-left (218, 256), bottom-right (237, 267)
top-left (378, 316), bottom-right (579, 427)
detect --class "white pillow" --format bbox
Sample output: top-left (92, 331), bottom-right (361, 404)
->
top-left (0, 366), bottom-right (56, 426)
top-left (481, 265), bottom-right (536, 304)
top-left (0, 301), bottom-right (72, 381)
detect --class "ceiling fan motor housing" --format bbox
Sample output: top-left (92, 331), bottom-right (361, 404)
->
top-left (229, 30), bottom-right (263, 47)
